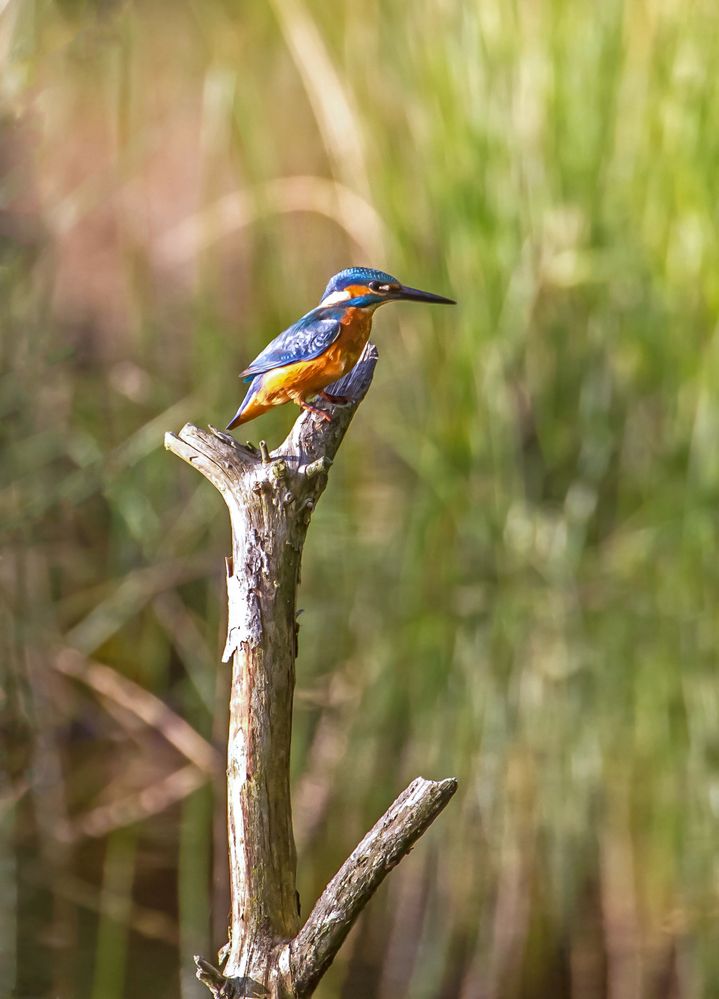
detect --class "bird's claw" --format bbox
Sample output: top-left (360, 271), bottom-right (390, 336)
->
top-left (299, 401), bottom-right (333, 422)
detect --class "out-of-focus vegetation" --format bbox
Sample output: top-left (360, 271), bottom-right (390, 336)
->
top-left (2, 0), bottom-right (719, 996)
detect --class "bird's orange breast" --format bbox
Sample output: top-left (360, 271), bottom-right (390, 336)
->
top-left (251, 308), bottom-right (374, 408)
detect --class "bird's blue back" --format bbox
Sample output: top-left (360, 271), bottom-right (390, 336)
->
top-left (240, 305), bottom-right (346, 380)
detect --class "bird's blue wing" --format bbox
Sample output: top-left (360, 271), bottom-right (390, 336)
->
top-left (240, 306), bottom-right (343, 381)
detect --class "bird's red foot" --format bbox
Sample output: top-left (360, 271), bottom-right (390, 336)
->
top-left (320, 391), bottom-right (351, 405)
top-left (300, 401), bottom-right (332, 422)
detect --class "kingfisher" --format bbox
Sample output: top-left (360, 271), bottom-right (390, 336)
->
top-left (226, 266), bottom-right (455, 429)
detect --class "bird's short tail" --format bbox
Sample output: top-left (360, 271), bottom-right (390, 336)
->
top-left (226, 377), bottom-right (267, 430)
top-left (226, 409), bottom-right (246, 430)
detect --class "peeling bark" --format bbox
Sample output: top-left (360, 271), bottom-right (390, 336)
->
top-left (165, 343), bottom-right (457, 997)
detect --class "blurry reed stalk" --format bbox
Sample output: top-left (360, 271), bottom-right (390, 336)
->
top-left (155, 176), bottom-right (385, 268)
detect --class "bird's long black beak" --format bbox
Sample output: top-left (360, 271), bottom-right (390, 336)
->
top-left (395, 283), bottom-right (456, 305)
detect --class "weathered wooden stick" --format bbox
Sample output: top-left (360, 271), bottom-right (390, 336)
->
top-left (288, 776), bottom-right (458, 997)
top-left (165, 343), bottom-right (457, 997)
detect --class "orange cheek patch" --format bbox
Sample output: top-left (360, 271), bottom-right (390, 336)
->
top-left (343, 284), bottom-right (370, 298)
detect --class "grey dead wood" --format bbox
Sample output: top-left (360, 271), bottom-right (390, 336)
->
top-left (164, 343), bottom-right (457, 998)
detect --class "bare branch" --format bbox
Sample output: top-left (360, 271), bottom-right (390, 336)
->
top-left (165, 342), bottom-right (457, 996)
top-left (288, 777), bottom-right (458, 996)
top-left (164, 424), bottom-right (255, 498)
top-left (195, 956), bottom-right (269, 998)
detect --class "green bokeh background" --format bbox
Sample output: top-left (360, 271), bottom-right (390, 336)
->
top-left (3, 1), bottom-right (719, 996)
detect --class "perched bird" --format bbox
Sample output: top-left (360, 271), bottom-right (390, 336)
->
top-left (226, 266), bottom-right (455, 429)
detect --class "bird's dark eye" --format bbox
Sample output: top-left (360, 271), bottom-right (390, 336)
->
top-left (368, 281), bottom-right (394, 293)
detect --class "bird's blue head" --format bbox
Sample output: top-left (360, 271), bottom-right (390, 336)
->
top-left (321, 267), bottom-right (399, 301)
top-left (319, 266), bottom-right (455, 309)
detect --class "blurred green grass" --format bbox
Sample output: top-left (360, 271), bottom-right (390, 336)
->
top-left (3, 0), bottom-right (719, 996)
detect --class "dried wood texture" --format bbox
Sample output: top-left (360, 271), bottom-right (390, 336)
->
top-left (288, 776), bottom-right (458, 996)
top-left (165, 344), bottom-right (457, 997)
